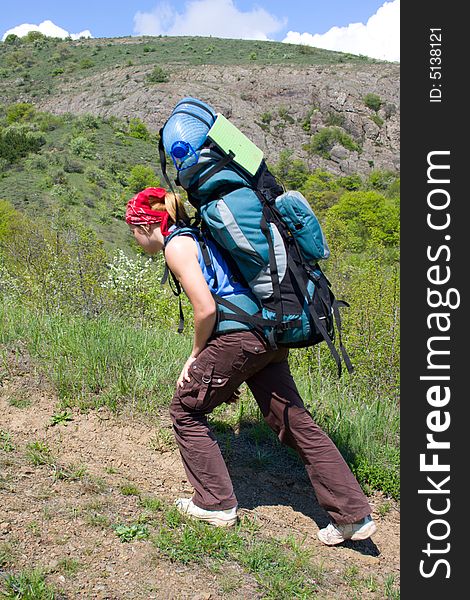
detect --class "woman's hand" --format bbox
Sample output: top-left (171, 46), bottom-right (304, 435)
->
top-left (177, 355), bottom-right (197, 388)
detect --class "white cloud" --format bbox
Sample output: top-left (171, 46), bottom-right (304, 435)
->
top-left (2, 19), bottom-right (92, 41)
top-left (283, 0), bottom-right (400, 62)
top-left (133, 0), bottom-right (286, 40)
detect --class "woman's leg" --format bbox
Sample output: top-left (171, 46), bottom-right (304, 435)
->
top-left (170, 331), bottom-right (280, 511)
top-left (247, 358), bottom-right (371, 525)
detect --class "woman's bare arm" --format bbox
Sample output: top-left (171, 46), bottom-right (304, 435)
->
top-left (165, 236), bottom-right (217, 385)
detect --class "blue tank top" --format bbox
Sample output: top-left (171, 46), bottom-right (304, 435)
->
top-left (166, 227), bottom-right (260, 333)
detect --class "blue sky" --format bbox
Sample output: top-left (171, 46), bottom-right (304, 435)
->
top-left (0, 0), bottom-right (400, 61)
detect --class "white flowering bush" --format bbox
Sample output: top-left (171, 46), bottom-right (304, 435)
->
top-left (102, 249), bottom-right (180, 327)
top-left (0, 259), bottom-right (21, 298)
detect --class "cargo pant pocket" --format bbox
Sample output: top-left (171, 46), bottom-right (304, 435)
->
top-left (234, 336), bottom-right (268, 374)
top-left (177, 362), bottom-right (230, 412)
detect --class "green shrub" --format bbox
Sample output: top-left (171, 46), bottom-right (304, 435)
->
top-left (337, 174), bottom-right (363, 191)
top-left (371, 114), bottom-right (384, 127)
top-left (0, 124), bottom-right (45, 162)
top-left (324, 190), bottom-right (399, 253)
top-left (79, 58), bottom-right (94, 69)
top-left (367, 170), bottom-right (399, 194)
top-left (278, 106), bottom-right (294, 124)
top-left (4, 34), bottom-right (19, 45)
top-left (260, 112), bottom-right (272, 125)
top-left (146, 66), bottom-right (169, 83)
top-left (128, 118), bottom-right (150, 141)
top-left (0, 199), bottom-right (20, 242)
top-left (24, 31), bottom-right (46, 43)
top-left (364, 93), bottom-right (382, 111)
top-left (76, 114), bottom-right (101, 130)
top-left (325, 111), bottom-right (344, 127)
top-left (271, 149), bottom-right (309, 189)
top-left (307, 127), bottom-right (361, 158)
top-left (6, 102), bottom-right (36, 124)
top-left (127, 164), bottom-right (160, 192)
top-left (63, 156), bottom-right (84, 173)
top-left (69, 136), bottom-right (96, 159)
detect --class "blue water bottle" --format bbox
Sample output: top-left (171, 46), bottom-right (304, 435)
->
top-left (162, 97), bottom-right (217, 171)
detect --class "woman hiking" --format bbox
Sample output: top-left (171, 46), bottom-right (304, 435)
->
top-left (125, 186), bottom-right (377, 546)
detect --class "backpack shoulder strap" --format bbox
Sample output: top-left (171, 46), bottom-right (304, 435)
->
top-left (162, 226), bottom-right (217, 334)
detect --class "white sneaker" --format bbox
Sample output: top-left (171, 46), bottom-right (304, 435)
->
top-left (174, 498), bottom-right (238, 527)
top-left (317, 515), bottom-right (377, 546)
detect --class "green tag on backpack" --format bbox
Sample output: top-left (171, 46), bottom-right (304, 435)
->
top-left (207, 114), bottom-right (263, 176)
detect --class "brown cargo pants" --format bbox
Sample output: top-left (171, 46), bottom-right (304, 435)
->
top-left (169, 330), bottom-right (371, 525)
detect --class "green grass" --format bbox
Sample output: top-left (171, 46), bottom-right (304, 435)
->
top-left (0, 542), bottom-right (16, 567)
top-left (25, 441), bottom-right (53, 466)
top-left (0, 430), bottom-right (15, 452)
top-left (0, 301), bottom-right (191, 412)
top-left (0, 568), bottom-right (57, 599)
top-left (0, 298), bottom-right (399, 498)
top-left (56, 557), bottom-right (81, 576)
top-left (51, 463), bottom-right (87, 482)
top-left (120, 483), bottom-right (140, 496)
top-left (152, 507), bottom-right (320, 598)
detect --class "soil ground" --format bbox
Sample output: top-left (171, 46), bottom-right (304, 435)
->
top-left (0, 349), bottom-right (399, 599)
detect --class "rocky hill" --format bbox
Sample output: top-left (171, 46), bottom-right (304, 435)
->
top-left (2, 35), bottom-right (399, 177)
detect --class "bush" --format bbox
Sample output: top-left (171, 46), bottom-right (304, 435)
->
top-left (0, 124), bottom-right (45, 162)
top-left (278, 106), bottom-right (294, 124)
top-left (0, 199), bottom-right (20, 242)
top-left (307, 127), bottom-right (361, 158)
top-left (338, 174), bottom-right (363, 191)
top-left (69, 136), bottom-right (96, 159)
top-left (323, 190), bottom-right (400, 254)
top-left (76, 114), bottom-right (101, 130)
top-left (86, 166), bottom-right (107, 188)
top-left (146, 66), bottom-right (169, 83)
top-left (364, 93), bottom-right (382, 112)
top-left (371, 114), bottom-right (384, 127)
top-left (79, 58), bottom-right (94, 69)
top-left (63, 156), bottom-right (84, 173)
top-left (4, 34), bottom-right (19, 45)
top-left (271, 149), bottom-right (309, 189)
top-left (128, 118), bottom-right (150, 141)
top-left (367, 170), bottom-right (400, 194)
top-left (325, 111), bottom-right (344, 127)
top-left (24, 31), bottom-right (46, 43)
top-left (127, 165), bottom-right (160, 192)
top-left (6, 102), bottom-right (36, 124)
top-left (260, 112), bottom-right (272, 125)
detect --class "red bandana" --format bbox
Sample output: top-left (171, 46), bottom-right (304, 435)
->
top-left (125, 187), bottom-right (171, 236)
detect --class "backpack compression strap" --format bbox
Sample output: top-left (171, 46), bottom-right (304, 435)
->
top-left (188, 150), bottom-right (236, 191)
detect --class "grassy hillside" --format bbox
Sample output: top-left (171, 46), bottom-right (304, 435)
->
top-left (0, 33), bottom-right (379, 104)
top-left (0, 104), bottom-right (163, 252)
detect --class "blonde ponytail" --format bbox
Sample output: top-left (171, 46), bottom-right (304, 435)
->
top-left (164, 191), bottom-right (190, 226)
top-left (147, 190), bottom-right (190, 227)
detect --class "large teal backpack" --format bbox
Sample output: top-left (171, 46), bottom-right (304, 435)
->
top-left (159, 97), bottom-right (353, 375)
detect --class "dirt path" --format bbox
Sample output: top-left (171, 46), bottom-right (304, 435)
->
top-left (0, 354), bottom-right (399, 599)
